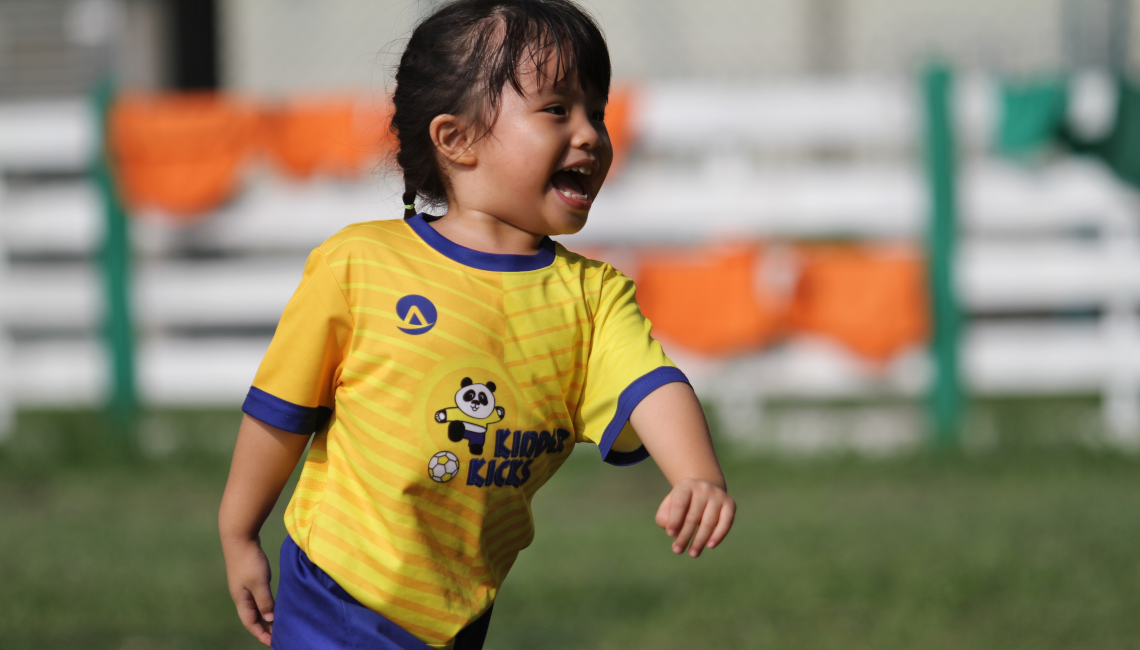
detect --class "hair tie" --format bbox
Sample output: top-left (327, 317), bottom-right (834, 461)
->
top-left (402, 184), bottom-right (417, 219)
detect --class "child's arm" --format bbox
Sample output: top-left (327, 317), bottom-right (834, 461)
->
top-left (218, 414), bottom-right (311, 647)
top-left (630, 382), bottom-right (736, 558)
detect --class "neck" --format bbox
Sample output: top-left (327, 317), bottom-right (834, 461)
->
top-left (428, 206), bottom-right (545, 256)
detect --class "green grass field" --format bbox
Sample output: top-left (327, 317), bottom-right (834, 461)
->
top-left (2, 406), bottom-right (1139, 649)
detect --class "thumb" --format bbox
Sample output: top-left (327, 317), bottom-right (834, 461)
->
top-left (655, 493), bottom-right (672, 530)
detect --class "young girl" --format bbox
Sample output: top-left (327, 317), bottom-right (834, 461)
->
top-left (218, 1), bottom-right (735, 648)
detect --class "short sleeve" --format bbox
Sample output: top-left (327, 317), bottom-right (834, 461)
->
top-left (242, 249), bottom-right (354, 434)
top-left (577, 267), bottom-right (690, 465)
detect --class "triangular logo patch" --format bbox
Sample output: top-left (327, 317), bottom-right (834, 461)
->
top-left (403, 305), bottom-right (429, 328)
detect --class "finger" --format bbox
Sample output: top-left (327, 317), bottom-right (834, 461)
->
top-left (251, 580), bottom-right (276, 624)
top-left (667, 486), bottom-right (693, 537)
top-left (655, 493), bottom-right (672, 530)
top-left (687, 500), bottom-right (721, 558)
top-left (672, 493), bottom-right (707, 555)
top-left (235, 590), bottom-right (273, 646)
top-left (257, 623), bottom-right (272, 648)
top-left (247, 575), bottom-right (276, 646)
top-left (706, 501), bottom-right (737, 549)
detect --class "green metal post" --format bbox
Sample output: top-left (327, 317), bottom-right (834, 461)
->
top-left (923, 64), bottom-right (963, 448)
top-left (93, 81), bottom-right (137, 446)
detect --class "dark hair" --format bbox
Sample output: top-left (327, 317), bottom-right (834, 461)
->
top-left (391, 0), bottom-right (611, 218)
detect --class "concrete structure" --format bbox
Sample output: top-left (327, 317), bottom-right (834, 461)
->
top-left (219, 0), bottom-right (1136, 93)
top-left (0, 0), bottom-right (1134, 97)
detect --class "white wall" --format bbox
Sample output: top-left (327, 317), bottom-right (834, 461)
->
top-left (845, 0), bottom-right (1066, 74)
top-left (220, 0), bottom-right (807, 91)
top-left (220, 0), bottom-right (1132, 93)
top-left (220, 0), bottom-right (419, 94)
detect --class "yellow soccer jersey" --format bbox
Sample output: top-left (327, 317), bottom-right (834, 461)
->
top-left (243, 214), bottom-right (687, 647)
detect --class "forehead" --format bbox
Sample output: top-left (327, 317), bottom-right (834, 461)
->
top-left (512, 43), bottom-right (603, 99)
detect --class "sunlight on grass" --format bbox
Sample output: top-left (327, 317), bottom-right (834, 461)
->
top-left (1, 407), bottom-right (1138, 649)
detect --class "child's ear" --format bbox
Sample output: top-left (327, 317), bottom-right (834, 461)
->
top-left (430, 114), bottom-right (478, 166)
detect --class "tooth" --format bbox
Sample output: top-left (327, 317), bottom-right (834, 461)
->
top-left (557, 188), bottom-right (590, 201)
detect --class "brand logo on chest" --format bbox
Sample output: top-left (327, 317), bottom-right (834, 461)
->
top-left (396, 294), bottom-right (437, 334)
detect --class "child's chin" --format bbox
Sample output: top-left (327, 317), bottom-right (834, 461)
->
top-left (550, 213), bottom-right (589, 236)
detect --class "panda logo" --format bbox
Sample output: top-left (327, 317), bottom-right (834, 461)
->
top-left (434, 377), bottom-right (505, 455)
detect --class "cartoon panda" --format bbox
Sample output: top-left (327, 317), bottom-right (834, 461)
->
top-left (434, 377), bottom-right (505, 455)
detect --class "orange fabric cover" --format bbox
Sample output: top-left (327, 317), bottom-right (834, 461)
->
top-left (603, 85), bottom-right (636, 176)
top-left (636, 244), bottom-right (789, 356)
top-left (789, 244), bottom-right (928, 361)
top-left (110, 93), bottom-right (257, 218)
top-left (260, 97), bottom-right (393, 178)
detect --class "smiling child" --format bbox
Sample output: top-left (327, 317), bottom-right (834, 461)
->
top-left (217, 2), bottom-right (735, 649)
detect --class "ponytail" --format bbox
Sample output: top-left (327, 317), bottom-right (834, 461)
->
top-left (403, 184), bottom-right (417, 219)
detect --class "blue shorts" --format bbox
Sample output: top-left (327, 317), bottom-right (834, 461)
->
top-left (271, 536), bottom-right (493, 650)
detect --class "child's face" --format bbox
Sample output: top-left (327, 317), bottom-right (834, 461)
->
top-left (460, 60), bottom-right (613, 237)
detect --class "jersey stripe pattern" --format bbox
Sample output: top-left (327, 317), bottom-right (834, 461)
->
top-left (243, 215), bottom-right (687, 646)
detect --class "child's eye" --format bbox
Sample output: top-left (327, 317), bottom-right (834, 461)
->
top-left (591, 110), bottom-right (606, 122)
top-left (544, 105), bottom-right (567, 116)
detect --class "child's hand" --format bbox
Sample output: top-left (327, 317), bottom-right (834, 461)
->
top-left (655, 478), bottom-right (736, 558)
top-left (218, 415), bottom-right (311, 646)
top-left (221, 537), bottom-right (275, 646)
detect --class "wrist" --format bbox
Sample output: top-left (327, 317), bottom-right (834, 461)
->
top-left (676, 476), bottom-right (727, 491)
top-left (219, 534), bottom-right (265, 569)
top-left (218, 523), bottom-right (262, 548)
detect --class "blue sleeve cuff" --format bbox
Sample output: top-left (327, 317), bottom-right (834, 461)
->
top-left (242, 386), bottom-right (331, 435)
top-left (598, 366), bottom-right (691, 466)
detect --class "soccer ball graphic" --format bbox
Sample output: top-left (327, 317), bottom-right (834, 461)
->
top-left (428, 451), bottom-right (460, 483)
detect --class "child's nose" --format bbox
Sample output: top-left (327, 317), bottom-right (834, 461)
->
top-left (570, 112), bottom-right (602, 151)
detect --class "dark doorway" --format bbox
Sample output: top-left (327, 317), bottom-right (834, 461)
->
top-left (170, 0), bottom-right (218, 89)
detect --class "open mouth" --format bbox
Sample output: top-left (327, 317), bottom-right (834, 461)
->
top-left (550, 166), bottom-right (593, 204)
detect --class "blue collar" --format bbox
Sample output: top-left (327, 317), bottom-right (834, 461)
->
top-left (405, 213), bottom-right (556, 272)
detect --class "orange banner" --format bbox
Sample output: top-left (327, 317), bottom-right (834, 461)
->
top-left (790, 244), bottom-right (928, 361)
top-left (260, 96), bottom-right (393, 179)
top-left (110, 93), bottom-right (258, 218)
top-left (637, 244), bottom-right (792, 356)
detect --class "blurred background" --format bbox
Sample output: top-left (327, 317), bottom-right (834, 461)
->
top-left (2, 0), bottom-right (1140, 648)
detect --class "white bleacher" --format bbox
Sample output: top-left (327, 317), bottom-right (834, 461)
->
top-left (1, 73), bottom-right (1138, 446)
top-left (0, 176), bottom-right (12, 436)
top-left (0, 98), bottom-right (395, 421)
top-left (0, 100), bottom-right (94, 172)
top-left (576, 73), bottom-right (1140, 444)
